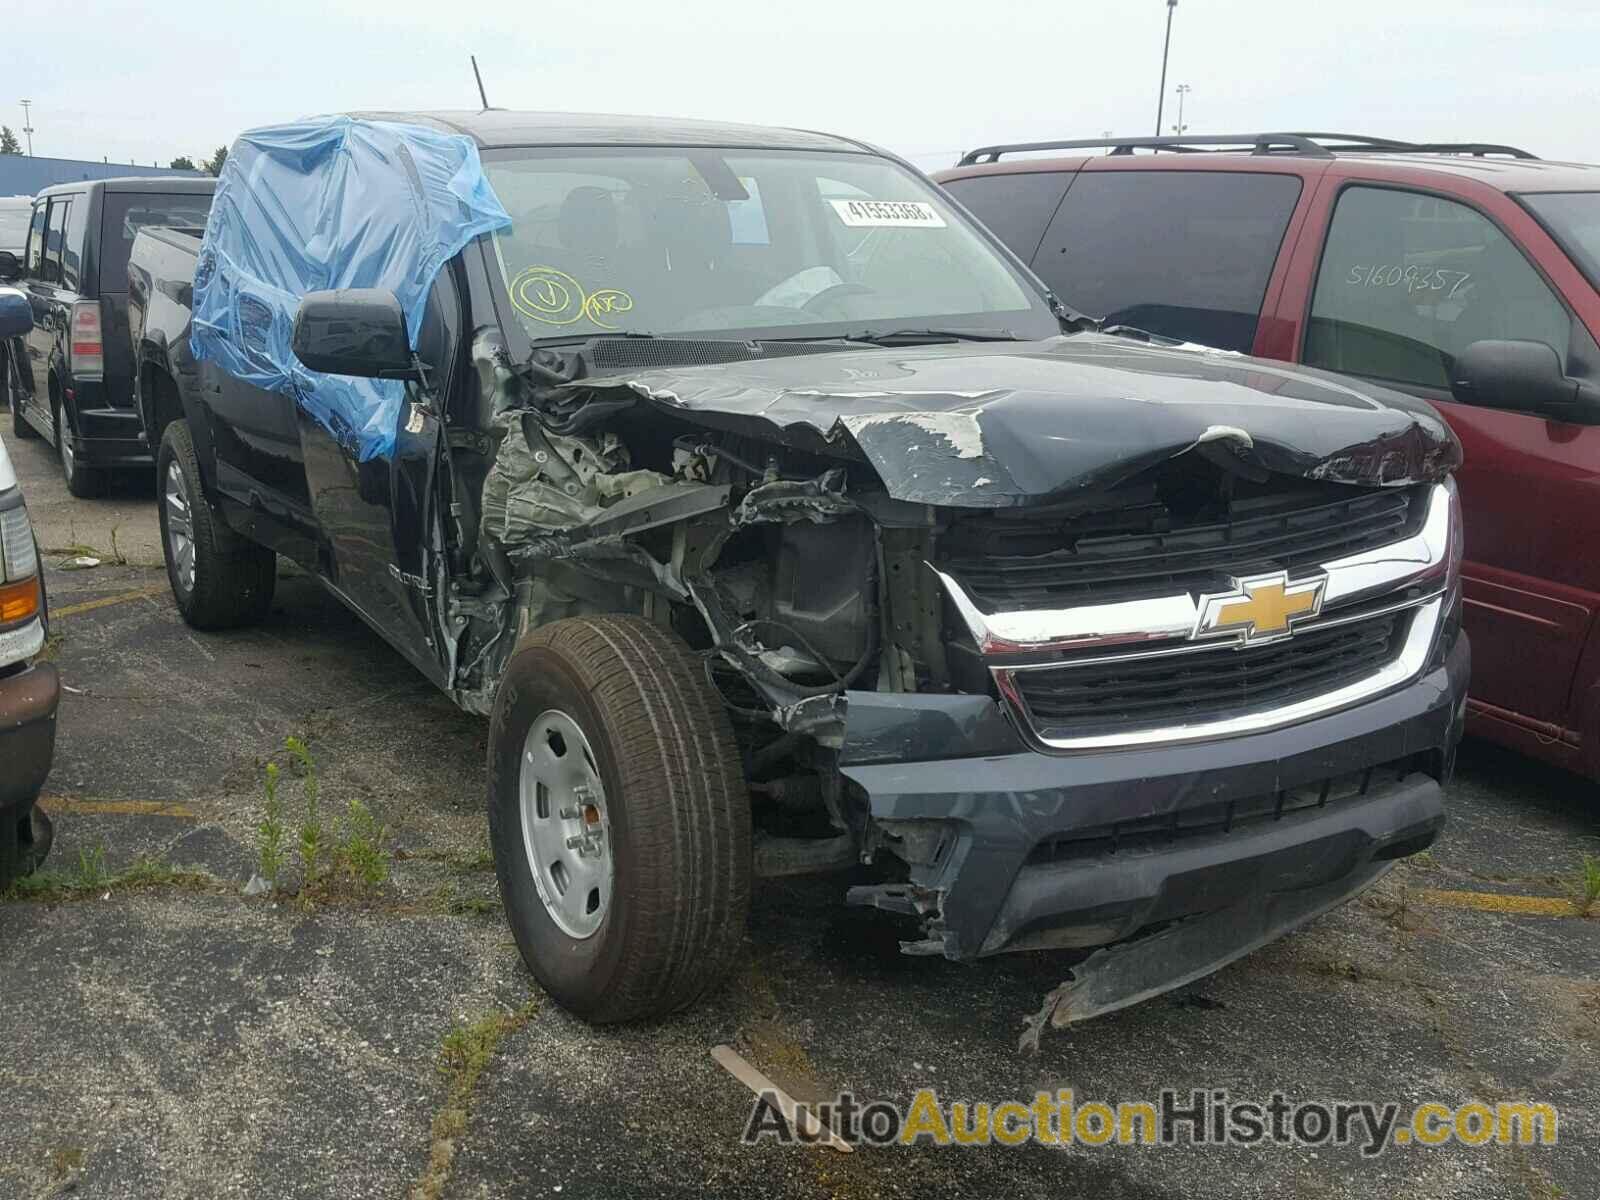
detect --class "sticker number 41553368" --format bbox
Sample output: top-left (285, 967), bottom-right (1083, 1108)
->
top-left (829, 199), bottom-right (947, 229)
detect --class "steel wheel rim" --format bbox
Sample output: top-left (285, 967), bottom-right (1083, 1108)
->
top-left (519, 709), bottom-right (613, 940)
top-left (164, 461), bottom-right (196, 593)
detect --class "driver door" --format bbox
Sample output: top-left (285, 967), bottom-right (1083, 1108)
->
top-left (297, 270), bottom-right (462, 687)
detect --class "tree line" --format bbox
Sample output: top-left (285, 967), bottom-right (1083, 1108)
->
top-left (0, 126), bottom-right (228, 176)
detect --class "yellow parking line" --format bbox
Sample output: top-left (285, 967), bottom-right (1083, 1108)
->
top-left (50, 586), bottom-right (169, 619)
top-left (38, 795), bottom-right (197, 819)
top-left (1419, 888), bottom-right (1583, 918)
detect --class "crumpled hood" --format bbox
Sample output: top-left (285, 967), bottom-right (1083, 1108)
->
top-left (603, 333), bottom-right (1461, 507)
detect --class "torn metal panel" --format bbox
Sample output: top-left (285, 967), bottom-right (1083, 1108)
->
top-left (576, 332), bottom-right (1460, 507)
top-left (580, 483), bottom-right (732, 540)
top-left (1016, 862), bottom-right (1394, 1052)
top-left (732, 472), bottom-right (858, 526)
top-left (479, 410), bottom-right (670, 547)
top-left (543, 537), bottom-right (691, 600)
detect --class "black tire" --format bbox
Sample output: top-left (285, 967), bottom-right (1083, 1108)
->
top-left (488, 615), bottom-right (751, 1023)
top-left (157, 420), bottom-right (277, 629)
top-left (54, 400), bottom-right (101, 498)
top-left (5, 353), bottom-right (37, 439)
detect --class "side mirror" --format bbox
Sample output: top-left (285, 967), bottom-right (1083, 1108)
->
top-left (1450, 339), bottom-right (1598, 422)
top-left (0, 287), bottom-right (33, 338)
top-left (292, 288), bottom-right (412, 379)
top-left (0, 251), bottom-right (21, 284)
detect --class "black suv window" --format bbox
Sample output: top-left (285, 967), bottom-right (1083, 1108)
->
top-left (99, 192), bottom-right (214, 292)
top-left (1305, 186), bottom-right (1570, 392)
top-left (39, 199), bottom-right (68, 285)
top-left (1029, 170), bottom-right (1302, 352)
top-left (61, 195), bottom-right (87, 291)
top-left (23, 203), bottom-right (45, 275)
top-left (941, 172), bottom-right (1070, 263)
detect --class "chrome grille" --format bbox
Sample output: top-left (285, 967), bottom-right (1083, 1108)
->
top-left (942, 482), bottom-right (1458, 752)
top-left (941, 487), bottom-right (1418, 613)
top-left (1012, 610), bottom-right (1405, 740)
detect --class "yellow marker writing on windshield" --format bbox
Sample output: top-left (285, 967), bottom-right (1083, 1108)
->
top-left (509, 266), bottom-right (634, 329)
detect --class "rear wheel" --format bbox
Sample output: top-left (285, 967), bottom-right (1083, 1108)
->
top-left (54, 400), bottom-right (101, 498)
top-left (488, 615), bottom-right (751, 1023)
top-left (157, 420), bottom-right (276, 629)
top-left (5, 353), bottom-right (37, 439)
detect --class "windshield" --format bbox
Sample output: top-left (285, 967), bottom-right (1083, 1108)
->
top-left (1520, 192), bottom-right (1600, 291)
top-left (480, 147), bottom-right (1056, 345)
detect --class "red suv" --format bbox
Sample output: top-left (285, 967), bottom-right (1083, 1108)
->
top-left (937, 133), bottom-right (1600, 779)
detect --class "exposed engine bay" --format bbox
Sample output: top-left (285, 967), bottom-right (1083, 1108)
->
top-left (434, 329), bottom-right (1461, 895)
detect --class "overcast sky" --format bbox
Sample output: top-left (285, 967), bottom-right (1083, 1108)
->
top-left (11, 0), bottom-right (1600, 171)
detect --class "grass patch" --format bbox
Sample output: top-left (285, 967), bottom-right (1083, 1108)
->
top-left (413, 1000), bottom-right (538, 1200)
top-left (4, 847), bottom-right (215, 903)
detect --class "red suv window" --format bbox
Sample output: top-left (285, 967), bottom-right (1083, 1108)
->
top-left (1305, 186), bottom-right (1571, 391)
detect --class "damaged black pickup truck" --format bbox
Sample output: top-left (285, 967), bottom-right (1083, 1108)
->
top-left (127, 111), bottom-right (1467, 1034)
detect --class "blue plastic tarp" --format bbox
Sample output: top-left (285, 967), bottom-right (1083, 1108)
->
top-left (190, 117), bottom-right (511, 461)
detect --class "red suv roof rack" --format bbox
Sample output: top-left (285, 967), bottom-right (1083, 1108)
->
top-left (956, 132), bottom-right (1538, 166)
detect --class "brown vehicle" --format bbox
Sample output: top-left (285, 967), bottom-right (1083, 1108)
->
top-left (0, 287), bottom-right (57, 890)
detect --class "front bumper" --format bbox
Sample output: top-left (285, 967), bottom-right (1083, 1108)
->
top-left (0, 659), bottom-right (60, 886)
top-left (843, 630), bottom-right (1468, 968)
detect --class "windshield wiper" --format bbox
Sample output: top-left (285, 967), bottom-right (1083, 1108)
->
top-left (776, 327), bottom-right (1024, 347)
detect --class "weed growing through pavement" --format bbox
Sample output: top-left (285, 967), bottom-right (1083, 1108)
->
top-left (36, 626), bottom-right (64, 662)
top-left (425, 882), bottom-right (499, 917)
top-left (338, 796), bottom-right (389, 889)
top-left (414, 1000), bottom-right (539, 1200)
top-left (257, 760), bottom-right (287, 888)
top-left (74, 844), bottom-right (109, 889)
top-left (1577, 854), bottom-right (1600, 917)
top-left (258, 736), bottom-right (390, 901)
top-left (287, 735), bottom-right (325, 886)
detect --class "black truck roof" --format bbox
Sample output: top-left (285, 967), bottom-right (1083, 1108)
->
top-left (36, 176), bottom-right (217, 200)
top-left (344, 109), bottom-right (868, 155)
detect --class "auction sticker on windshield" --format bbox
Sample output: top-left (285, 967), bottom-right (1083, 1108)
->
top-left (829, 199), bottom-right (947, 228)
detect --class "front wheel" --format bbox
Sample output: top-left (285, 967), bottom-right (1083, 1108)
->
top-left (488, 615), bottom-right (751, 1023)
top-left (157, 420), bottom-right (277, 629)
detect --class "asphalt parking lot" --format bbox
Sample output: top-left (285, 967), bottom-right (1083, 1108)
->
top-left (1, 428), bottom-right (1597, 1200)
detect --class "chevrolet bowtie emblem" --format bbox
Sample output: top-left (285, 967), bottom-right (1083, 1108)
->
top-left (1195, 571), bottom-right (1327, 645)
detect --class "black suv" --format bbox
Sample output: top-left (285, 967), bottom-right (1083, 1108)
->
top-left (130, 112), bottom-right (1466, 1032)
top-left (0, 177), bottom-right (213, 496)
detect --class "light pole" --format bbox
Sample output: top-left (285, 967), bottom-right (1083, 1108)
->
top-left (1172, 83), bottom-right (1192, 134)
top-left (19, 100), bottom-right (34, 156)
top-left (1155, 0), bottom-right (1178, 136)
